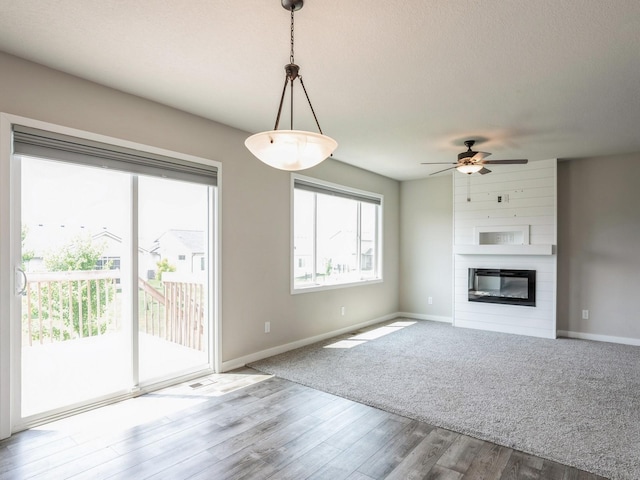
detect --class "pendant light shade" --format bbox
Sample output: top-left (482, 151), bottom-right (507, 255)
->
top-left (245, 130), bottom-right (338, 171)
top-left (245, 0), bottom-right (337, 171)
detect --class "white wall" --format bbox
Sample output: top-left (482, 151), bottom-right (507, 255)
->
top-left (399, 175), bottom-right (452, 321)
top-left (453, 159), bottom-right (557, 338)
top-left (0, 51), bottom-right (400, 367)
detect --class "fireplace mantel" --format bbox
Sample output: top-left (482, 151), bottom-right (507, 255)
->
top-left (454, 244), bottom-right (554, 256)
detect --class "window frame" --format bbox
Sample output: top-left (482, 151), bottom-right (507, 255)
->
top-left (291, 174), bottom-right (383, 294)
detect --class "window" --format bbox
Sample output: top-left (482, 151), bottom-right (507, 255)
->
top-left (292, 175), bottom-right (382, 292)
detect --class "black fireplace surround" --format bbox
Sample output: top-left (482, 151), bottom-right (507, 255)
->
top-left (468, 268), bottom-right (536, 307)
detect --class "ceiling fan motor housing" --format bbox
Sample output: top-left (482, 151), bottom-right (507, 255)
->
top-left (458, 140), bottom-right (477, 163)
top-left (458, 150), bottom-right (476, 162)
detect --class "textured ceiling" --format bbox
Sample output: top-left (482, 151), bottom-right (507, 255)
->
top-left (0, 0), bottom-right (638, 180)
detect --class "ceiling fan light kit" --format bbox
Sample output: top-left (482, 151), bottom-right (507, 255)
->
top-left (422, 140), bottom-right (528, 176)
top-left (456, 164), bottom-right (484, 174)
top-left (245, 0), bottom-right (337, 171)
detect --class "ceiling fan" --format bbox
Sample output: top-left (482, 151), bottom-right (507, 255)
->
top-left (423, 140), bottom-right (528, 175)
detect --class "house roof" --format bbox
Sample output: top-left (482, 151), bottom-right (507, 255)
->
top-left (22, 225), bottom-right (152, 257)
top-left (153, 230), bottom-right (204, 255)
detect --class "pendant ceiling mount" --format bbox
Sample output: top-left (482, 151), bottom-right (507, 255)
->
top-left (245, 0), bottom-right (337, 171)
top-left (281, 0), bottom-right (303, 11)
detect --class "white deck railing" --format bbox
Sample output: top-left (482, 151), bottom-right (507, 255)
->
top-left (23, 270), bottom-right (205, 351)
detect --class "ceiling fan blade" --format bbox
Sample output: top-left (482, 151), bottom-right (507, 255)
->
top-left (481, 159), bottom-right (528, 165)
top-left (478, 167), bottom-right (491, 175)
top-left (471, 151), bottom-right (491, 161)
top-left (421, 162), bottom-right (458, 165)
top-left (429, 166), bottom-right (457, 175)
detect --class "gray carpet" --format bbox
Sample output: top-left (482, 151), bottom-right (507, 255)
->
top-left (249, 320), bottom-right (640, 480)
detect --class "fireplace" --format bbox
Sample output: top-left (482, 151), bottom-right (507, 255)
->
top-left (468, 269), bottom-right (536, 307)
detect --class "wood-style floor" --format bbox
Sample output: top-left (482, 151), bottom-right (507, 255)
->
top-left (0, 369), bottom-right (607, 480)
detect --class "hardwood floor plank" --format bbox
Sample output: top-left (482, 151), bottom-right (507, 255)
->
top-left (307, 417), bottom-right (410, 480)
top-left (70, 420), bottom-right (229, 479)
top-left (323, 407), bottom-right (394, 451)
top-left (311, 395), bottom-right (362, 421)
top-left (436, 433), bottom-right (485, 474)
top-left (263, 441), bottom-right (342, 480)
top-left (540, 459), bottom-right (570, 480)
top-left (384, 427), bottom-right (459, 480)
top-left (206, 395), bottom-right (330, 461)
top-left (345, 471), bottom-right (377, 480)
top-left (461, 442), bottom-right (512, 480)
top-left (499, 450), bottom-right (543, 480)
top-left (260, 402), bottom-right (374, 470)
top-left (357, 420), bottom-right (434, 478)
top-left (188, 450), bottom-right (276, 480)
top-left (0, 436), bottom-right (79, 474)
top-left (143, 450), bottom-right (222, 480)
top-left (425, 464), bottom-right (465, 480)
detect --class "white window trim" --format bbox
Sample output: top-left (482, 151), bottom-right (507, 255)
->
top-left (290, 173), bottom-right (383, 295)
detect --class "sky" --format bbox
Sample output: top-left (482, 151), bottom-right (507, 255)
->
top-left (20, 156), bottom-right (211, 255)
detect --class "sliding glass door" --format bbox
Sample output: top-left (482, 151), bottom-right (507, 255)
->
top-left (137, 176), bottom-right (212, 383)
top-left (19, 158), bottom-right (132, 417)
top-left (11, 123), bottom-right (217, 428)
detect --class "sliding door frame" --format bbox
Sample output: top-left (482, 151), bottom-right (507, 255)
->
top-left (0, 113), bottom-right (222, 438)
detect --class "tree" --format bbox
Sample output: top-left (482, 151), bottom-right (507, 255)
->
top-left (21, 225), bottom-right (35, 267)
top-left (27, 236), bottom-right (114, 340)
top-left (156, 258), bottom-right (176, 281)
top-left (45, 236), bottom-right (104, 272)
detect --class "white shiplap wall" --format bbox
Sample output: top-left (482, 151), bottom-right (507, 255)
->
top-left (453, 159), bottom-right (557, 338)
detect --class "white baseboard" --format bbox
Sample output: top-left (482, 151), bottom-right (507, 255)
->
top-left (557, 330), bottom-right (640, 347)
top-left (221, 312), bottom-right (400, 372)
top-left (396, 312), bottom-right (453, 324)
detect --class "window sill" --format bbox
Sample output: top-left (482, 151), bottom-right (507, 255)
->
top-left (291, 278), bottom-right (383, 295)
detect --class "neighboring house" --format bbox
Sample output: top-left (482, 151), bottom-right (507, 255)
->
top-left (91, 230), bottom-right (156, 278)
top-left (21, 225), bottom-right (155, 276)
top-left (151, 229), bottom-right (205, 275)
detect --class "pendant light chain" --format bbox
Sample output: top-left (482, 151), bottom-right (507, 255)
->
top-left (271, 2), bottom-right (327, 136)
top-left (290, 8), bottom-right (295, 65)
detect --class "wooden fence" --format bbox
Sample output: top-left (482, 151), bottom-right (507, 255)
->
top-left (139, 275), bottom-right (205, 351)
top-left (23, 270), bottom-right (205, 351)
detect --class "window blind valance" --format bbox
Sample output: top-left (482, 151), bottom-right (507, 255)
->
top-left (294, 178), bottom-right (381, 205)
top-left (13, 125), bottom-right (217, 186)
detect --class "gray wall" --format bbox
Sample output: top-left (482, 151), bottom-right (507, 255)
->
top-left (399, 175), bottom-right (453, 319)
top-left (3, 49), bottom-right (637, 363)
top-left (0, 51), bottom-right (400, 364)
top-left (399, 157), bottom-right (640, 343)
top-left (557, 154), bottom-right (640, 340)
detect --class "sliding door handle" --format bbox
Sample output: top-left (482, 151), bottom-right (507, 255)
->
top-left (15, 267), bottom-right (27, 296)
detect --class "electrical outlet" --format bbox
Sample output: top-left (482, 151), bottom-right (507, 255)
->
top-left (340, 306), bottom-right (345, 316)
top-left (582, 310), bottom-right (589, 320)
top-left (264, 321), bottom-right (270, 333)
top-left (428, 297), bottom-right (433, 305)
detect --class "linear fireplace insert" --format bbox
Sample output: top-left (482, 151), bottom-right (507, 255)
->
top-left (468, 268), bottom-right (536, 307)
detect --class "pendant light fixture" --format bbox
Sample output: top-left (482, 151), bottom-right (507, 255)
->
top-left (245, 0), bottom-right (337, 171)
